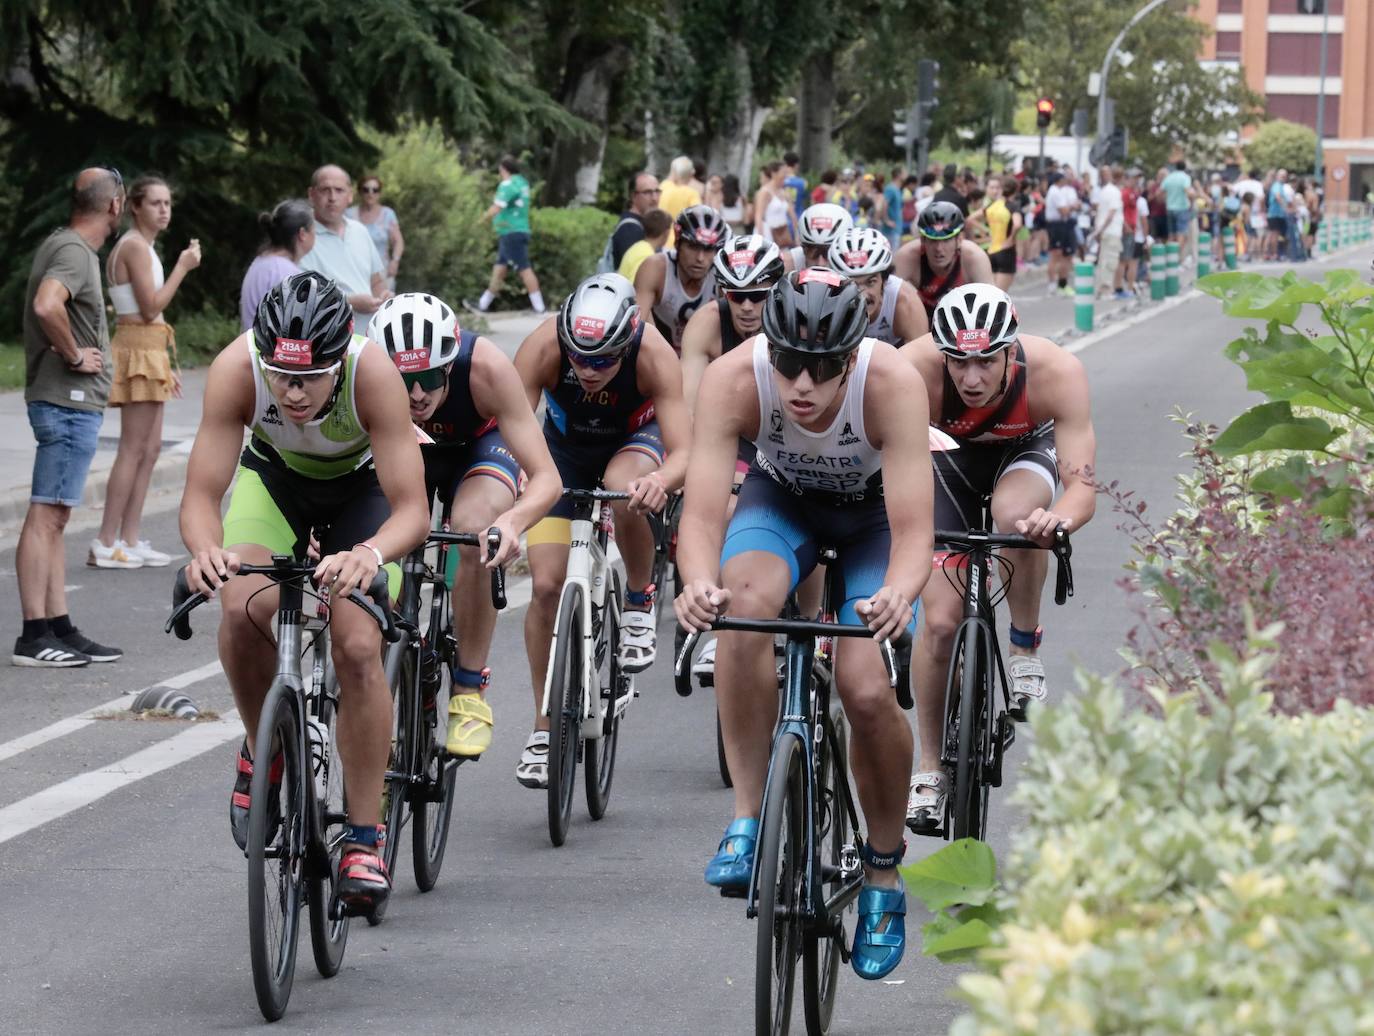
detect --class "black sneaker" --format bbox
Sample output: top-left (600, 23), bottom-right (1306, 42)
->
top-left (58, 629), bottom-right (122, 663)
top-left (12, 634), bottom-right (90, 668)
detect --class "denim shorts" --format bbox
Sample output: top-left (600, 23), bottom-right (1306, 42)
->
top-left (1168, 210), bottom-right (1193, 237)
top-left (28, 401), bottom-right (103, 507)
top-left (496, 232), bottom-right (532, 271)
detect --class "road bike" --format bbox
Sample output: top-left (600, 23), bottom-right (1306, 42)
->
top-left (542, 488), bottom-right (644, 846)
top-left (674, 549), bottom-right (904, 1036)
top-left (371, 526), bottom-right (506, 923)
top-left (920, 524), bottom-right (1074, 842)
top-left (166, 558), bottom-right (397, 1021)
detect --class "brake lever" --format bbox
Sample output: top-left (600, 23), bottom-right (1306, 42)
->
top-left (675, 630), bottom-right (701, 698)
top-left (486, 527), bottom-right (507, 610)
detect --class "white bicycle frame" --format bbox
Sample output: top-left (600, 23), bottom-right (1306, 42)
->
top-left (540, 503), bottom-right (635, 741)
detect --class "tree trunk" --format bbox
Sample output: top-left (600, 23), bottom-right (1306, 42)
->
top-left (543, 42), bottom-right (626, 207)
top-left (702, 42), bottom-right (771, 189)
top-left (797, 50), bottom-right (835, 175)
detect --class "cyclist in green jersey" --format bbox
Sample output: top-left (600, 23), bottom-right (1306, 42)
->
top-left (179, 271), bottom-right (430, 914)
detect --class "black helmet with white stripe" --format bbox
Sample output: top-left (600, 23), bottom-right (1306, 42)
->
top-left (931, 284), bottom-right (1019, 358)
top-left (253, 270), bottom-right (354, 368)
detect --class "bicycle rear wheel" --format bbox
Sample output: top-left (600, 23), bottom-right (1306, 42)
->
top-left (547, 583), bottom-right (584, 847)
top-left (307, 684), bottom-right (350, 977)
top-left (372, 649), bottom-right (414, 924)
top-left (755, 733), bottom-right (805, 1036)
top-left (950, 624), bottom-right (991, 841)
top-left (803, 707), bottom-right (850, 1035)
top-left (412, 617), bottom-right (458, 889)
top-left (585, 572), bottom-right (623, 820)
top-left (247, 688), bottom-right (305, 1022)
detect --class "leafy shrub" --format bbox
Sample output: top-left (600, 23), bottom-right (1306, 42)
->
top-left (528, 206), bottom-right (617, 304)
top-left (174, 308), bottom-right (242, 366)
top-left (945, 635), bottom-right (1374, 1035)
top-left (1109, 420), bottom-right (1374, 713)
top-left (1243, 119), bottom-right (1318, 175)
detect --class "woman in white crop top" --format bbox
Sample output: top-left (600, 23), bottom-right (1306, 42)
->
top-left (91, 175), bottom-right (202, 571)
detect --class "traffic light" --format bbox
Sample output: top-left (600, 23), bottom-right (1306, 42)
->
top-left (1036, 97), bottom-right (1055, 130)
top-left (893, 108), bottom-right (909, 150)
top-left (917, 59), bottom-right (940, 137)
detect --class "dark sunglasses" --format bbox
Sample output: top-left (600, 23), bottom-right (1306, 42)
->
top-left (768, 345), bottom-right (849, 384)
top-left (568, 350), bottom-right (624, 371)
top-left (402, 368), bottom-right (447, 392)
top-left (726, 288), bottom-right (770, 304)
top-left (635, 187), bottom-right (662, 195)
top-left (361, 185), bottom-right (381, 194)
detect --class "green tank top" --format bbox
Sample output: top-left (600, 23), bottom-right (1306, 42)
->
top-left (246, 333), bottom-right (372, 479)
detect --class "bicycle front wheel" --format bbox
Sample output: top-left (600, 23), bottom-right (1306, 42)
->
top-left (755, 733), bottom-right (806, 1036)
top-left (306, 684), bottom-right (349, 977)
top-left (547, 582), bottom-right (584, 847)
top-left (803, 706), bottom-right (850, 1035)
top-left (247, 688), bottom-right (305, 1022)
top-left (716, 705), bottom-right (733, 788)
top-left (585, 571), bottom-right (622, 820)
top-left (371, 649), bottom-right (414, 924)
top-left (950, 624), bottom-right (991, 841)
top-left (412, 620), bottom-right (458, 889)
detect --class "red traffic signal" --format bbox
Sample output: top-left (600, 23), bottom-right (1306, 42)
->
top-left (1036, 97), bottom-right (1055, 129)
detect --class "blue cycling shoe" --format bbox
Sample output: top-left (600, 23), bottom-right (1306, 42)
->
top-left (851, 840), bottom-right (907, 980)
top-left (705, 817), bottom-right (758, 890)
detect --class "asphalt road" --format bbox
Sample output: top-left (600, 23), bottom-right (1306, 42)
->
top-left (0, 256), bottom-right (1346, 1034)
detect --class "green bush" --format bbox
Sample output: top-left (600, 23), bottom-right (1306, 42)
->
top-left (942, 630), bottom-right (1374, 1034)
top-left (175, 308), bottom-right (242, 367)
top-left (528, 206), bottom-right (617, 306)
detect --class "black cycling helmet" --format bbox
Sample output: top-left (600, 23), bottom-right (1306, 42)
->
top-left (557, 273), bottom-right (640, 358)
top-left (761, 267), bottom-right (869, 355)
top-left (674, 204), bottom-right (728, 250)
top-left (917, 200), bottom-right (965, 241)
top-left (253, 271), bottom-right (354, 368)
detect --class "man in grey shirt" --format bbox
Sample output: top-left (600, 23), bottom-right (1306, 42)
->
top-left (299, 165), bottom-right (388, 334)
top-left (14, 167), bottom-right (126, 667)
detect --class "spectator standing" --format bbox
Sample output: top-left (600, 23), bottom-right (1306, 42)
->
top-left (470, 155), bottom-right (545, 315)
top-left (606, 171), bottom-right (662, 271)
top-left (703, 173), bottom-right (725, 213)
top-left (883, 167), bottom-right (905, 248)
top-left (755, 161), bottom-right (795, 246)
top-left (1161, 160), bottom-right (1194, 244)
top-left (1264, 169), bottom-right (1290, 261)
top-left (239, 199), bottom-right (315, 331)
top-left (659, 156), bottom-right (702, 220)
top-left (782, 151), bottom-right (807, 220)
top-left (983, 175), bottom-right (1021, 290)
top-left (1090, 166), bottom-right (1124, 299)
top-left (719, 174), bottom-right (748, 232)
top-left (617, 208), bottom-right (673, 282)
top-left (1043, 171), bottom-right (1080, 295)
top-left (1115, 170), bottom-right (1144, 298)
top-left (932, 164), bottom-right (969, 216)
top-left (92, 175), bottom-right (202, 570)
top-left (1232, 167), bottom-right (1263, 260)
top-left (299, 164), bottom-right (387, 333)
top-left (689, 158), bottom-right (707, 199)
top-left (13, 167), bottom-right (125, 667)
top-left (345, 175), bottom-right (404, 291)
top-left (811, 170), bottom-right (837, 206)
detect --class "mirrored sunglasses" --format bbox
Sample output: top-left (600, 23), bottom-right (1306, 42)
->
top-left (401, 367), bottom-right (447, 392)
top-left (768, 345), bottom-right (848, 384)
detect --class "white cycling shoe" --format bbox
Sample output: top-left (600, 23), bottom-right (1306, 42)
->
top-left (692, 637), bottom-right (718, 687)
top-left (619, 608), bottom-right (656, 673)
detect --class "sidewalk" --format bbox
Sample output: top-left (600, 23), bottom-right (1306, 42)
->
top-left (0, 309), bottom-right (548, 539)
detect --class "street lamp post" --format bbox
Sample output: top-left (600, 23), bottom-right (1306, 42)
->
top-left (1314, 0), bottom-right (1331, 184)
top-left (1096, 0), bottom-right (1173, 150)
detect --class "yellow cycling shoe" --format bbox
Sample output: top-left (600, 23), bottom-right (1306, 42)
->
top-left (446, 692), bottom-right (493, 757)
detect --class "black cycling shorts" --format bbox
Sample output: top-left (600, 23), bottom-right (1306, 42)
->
top-left (933, 423), bottom-right (1058, 547)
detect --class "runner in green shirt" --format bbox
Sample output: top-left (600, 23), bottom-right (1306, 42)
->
top-left (466, 155), bottom-right (546, 315)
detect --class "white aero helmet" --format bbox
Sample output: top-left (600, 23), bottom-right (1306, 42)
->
top-left (797, 203), bottom-right (854, 248)
top-left (372, 292), bottom-right (461, 372)
top-left (557, 273), bottom-right (640, 357)
top-left (931, 284), bottom-right (1020, 358)
top-left (827, 227), bottom-right (894, 278)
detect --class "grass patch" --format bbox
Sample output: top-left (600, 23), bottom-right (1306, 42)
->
top-left (0, 342), bottom-right (25, 392)
top-left (95, 707), bottom-right (222, 722)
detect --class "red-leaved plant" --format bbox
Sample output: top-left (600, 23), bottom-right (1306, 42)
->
top-left (1105, 418), bottom-right (1374, 714)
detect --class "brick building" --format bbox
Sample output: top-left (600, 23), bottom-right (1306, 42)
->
top-left (1198, 0), bottom-right (1374, 200)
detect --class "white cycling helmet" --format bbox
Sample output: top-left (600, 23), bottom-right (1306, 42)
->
top-left (372, 292), bottom-right (461, 372)
top-left (557, 273), bottom-right (640, 357)
top-left (713, 234), bottom-right (785, 290)
top-left (931, 284), bottom-right (1020, 358)
top-left (797, 203), bottom-right (853, 248)
top-left (827, 227), bottom-right (894, 278)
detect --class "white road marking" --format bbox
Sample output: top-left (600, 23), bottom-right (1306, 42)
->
top-left (0, 710), bottom-right (240, 845)
top-left (0, 659), bottom-right (223, 763)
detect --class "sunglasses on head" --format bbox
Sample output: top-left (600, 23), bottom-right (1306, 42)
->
top-left (261, 359), bottom-right (342, 389)
top-left (568, 350), bottom-right (624, 371)
top-left (401, 367), bottom-right (446, 392)
top-left (768, 345), bottom-right (849, 384)
top-left (100, 164), bottom-right (123, 190)
top-left (726, 288), bottom-right (770, 304)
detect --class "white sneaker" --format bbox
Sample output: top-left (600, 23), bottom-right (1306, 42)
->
top-left (87, 538), bottom-right (142, 569)
top-left (122, 539), bottom-right (171, 567)
top-left (692, 637), bottom-right (718, 687)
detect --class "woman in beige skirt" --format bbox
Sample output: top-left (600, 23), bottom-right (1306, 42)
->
top-left (89, 175), bottom-right (201, 569)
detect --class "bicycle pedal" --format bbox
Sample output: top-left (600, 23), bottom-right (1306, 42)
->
top-left (719, 885), bottom-right (747, 900)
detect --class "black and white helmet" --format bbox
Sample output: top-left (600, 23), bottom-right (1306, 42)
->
top-left (762, 267), bottom-right (869, 356)
top-left (797, 203), bottom-right (853, 248)
top-left (827, 227), bottom-right (894, 278)
top-left (557, 273), bottom-right (640, 357)
top-left (253, 270), bottom-right (354, 368)
top-left (931, 284), bottom-right (1019, 358)
top-left (713, 234), bottom-right (785, 290)
top-left (371, 292), bottom-right (461, 373)
top-left (674, 205), bottom-right (728, 250)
